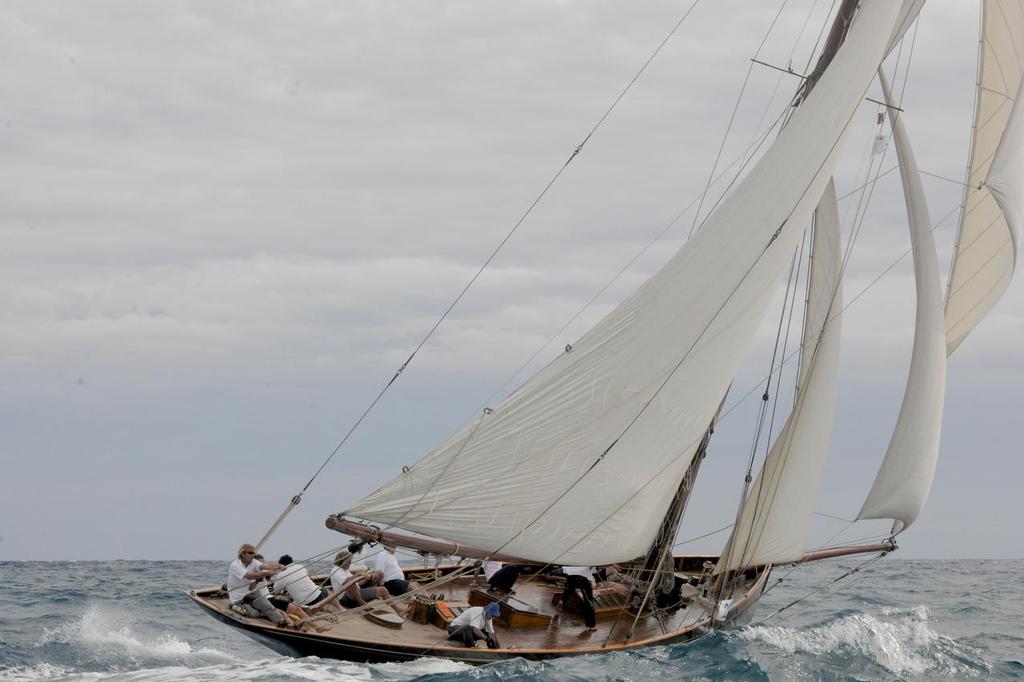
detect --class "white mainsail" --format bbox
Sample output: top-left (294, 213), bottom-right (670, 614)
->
top-left (346, 1), bottom-right (907, 566)
top-left (945, 0), bottom-right (1024, 354)
top-left (716, 179), bottom-right (843, 574)
top-left (857, 70), bottom-right (946, 531)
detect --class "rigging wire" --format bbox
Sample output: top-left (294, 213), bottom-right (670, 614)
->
top-left (944, 3), bottom-right (987, 305)
top-left (814, 510), bottom-right (855, 523)
top-left (672, 522), bottom-right (735, 548)
top-left (688, 0), bottom-right (794, 238)
top-left (837, 165), bottom-right (897, 200)
top-left (252, 0), bottom-right (706, 547)
top-left (918, 169), bottom-right (978, 189)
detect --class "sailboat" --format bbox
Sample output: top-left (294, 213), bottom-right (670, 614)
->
top-left (189, 0), bottom-right (1023, 664)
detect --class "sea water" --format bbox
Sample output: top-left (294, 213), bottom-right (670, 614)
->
top-left (1, 559), bottom-right (1020, 681)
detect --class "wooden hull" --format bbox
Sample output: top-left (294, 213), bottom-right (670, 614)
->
top-left (188, 591), bottom-right (718, 664)
top-left (188, 559), bottom-right (769, 664)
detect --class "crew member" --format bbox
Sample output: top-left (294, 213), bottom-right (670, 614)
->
top-left (561, 565), bottom-right (598, 632)
top-left (374, 544), bottom-right (420, 596)
top-left (447, 602), bottom-right (501, 648)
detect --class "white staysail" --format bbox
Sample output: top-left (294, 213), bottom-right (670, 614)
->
top-left (945, 0), bottom-right (1024, 354)
top-left (857, 70), bottom-right (946, 531)
top-left (346, 1), bottom-right (907, 566)
top-left (716, 180), bottom-right (843, 574)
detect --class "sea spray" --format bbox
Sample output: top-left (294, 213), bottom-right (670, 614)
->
top-left (734, 605), bottom-right (990, 677)
top-left (34, 604), bottom-right (241, 671)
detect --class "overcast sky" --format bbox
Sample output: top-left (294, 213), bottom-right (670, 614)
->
top-left (1, 0), bottom-right (1020, 563)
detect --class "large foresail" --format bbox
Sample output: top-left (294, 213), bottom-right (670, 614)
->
top-left (715, 179), bottom-right (843, 574)
top-left (857, 70), bottom-right (946, 531)
top-left (345, 1), bottom-right (907, 566)
top-left (945, 1), bottom-right (1024, 354)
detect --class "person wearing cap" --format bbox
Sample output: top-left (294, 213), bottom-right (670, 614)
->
top-left (374, 544), bottom-right (420, 596)
top-left (329, 550), bottom-right (405, 617)
top-left (226, 543), bottom-right (287, 626)
top-left (447, 602), bottom-right (501, 648)
top-left (340, 540), bottom-right (377, 577)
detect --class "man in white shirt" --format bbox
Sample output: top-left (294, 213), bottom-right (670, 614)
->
top-left (273, 554), bottom-right (332, 609)
top-left (226, 543), bottom-right (287, 626)
top-left (329, 550), bottom-right (405, 617)
top-left (447, 601), bottom-right (501, 648)
top-left (374, 544), bottom-right (420, 596)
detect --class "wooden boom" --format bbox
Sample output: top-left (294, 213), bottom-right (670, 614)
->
top-left (798, 541), bottom-right (896, 564)
top-left (325, 515), bottom-right (538, 564)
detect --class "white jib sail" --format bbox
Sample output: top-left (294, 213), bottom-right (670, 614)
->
top-left (857, 69), bottom-right (946, 531)
top-left (346, 1), bottom-right (907, 566)
top-left (716, 179), bottom-right (843, 574)
top-left (945, 0), bottom-right (1024, 354)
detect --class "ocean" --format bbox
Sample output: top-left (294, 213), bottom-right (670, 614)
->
top-left (1, 559), bottom-right (1021, 681)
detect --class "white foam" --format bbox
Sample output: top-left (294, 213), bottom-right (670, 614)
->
top-left (736, 606), bottom-right (983, 677)
top-left (37, 605), bottom-right (240, 663)
top-left (0, 663), bottom-right (73, 681)
top-left (27, 606), bottom-right (473, 682)
top-left (371, 657), bottom-right (473, 677)
top-left (4, 657), bottom-right (474, 682)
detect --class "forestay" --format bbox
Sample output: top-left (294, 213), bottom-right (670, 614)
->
top-left (716, 179), bottom-right (843, 574)
top-left (858, 70), bottom-right (946, 532)
top-left (346, 1), bottom-right (908, 566)
top-left (945, 0), bottom-right (1024, 354)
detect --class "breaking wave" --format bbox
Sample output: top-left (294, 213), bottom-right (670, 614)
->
top-left (36, 604), bottom-right (240, 665)
top-left (734, 605), bottom-right (990, 677)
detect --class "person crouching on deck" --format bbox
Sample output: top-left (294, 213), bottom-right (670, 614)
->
top-left (374, 544), bottom-right (420, 596)
top-left (330, 551), bottom-right (405, 617)
top-left (226, 544), bottom-right (287, 626)
top-left (447, 601), bottom-right (501, 648)
top-left (482, 560), bottom-right (522, 595)
top-left (561, 565), bottom-right (598, 632)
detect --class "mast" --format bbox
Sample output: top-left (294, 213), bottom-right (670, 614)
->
top-left (629, 411), bottom-right (719, 614)
top-left (801, 0), bottom-right (861, 99)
